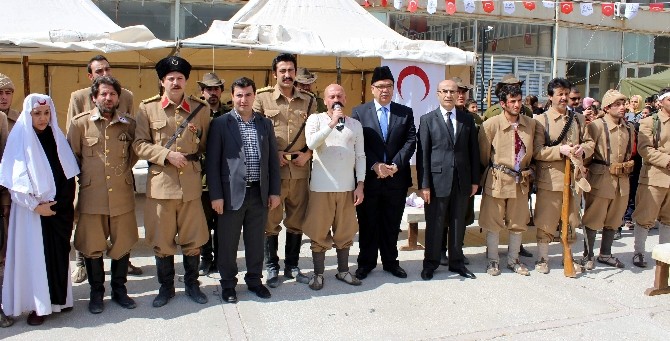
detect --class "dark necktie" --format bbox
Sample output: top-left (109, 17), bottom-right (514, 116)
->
top-left (446, 112), bottom-right (455, 140)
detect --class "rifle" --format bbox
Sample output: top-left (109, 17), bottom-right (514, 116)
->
top-left (561, 157), bottom-right (576, 278)
top-left (485, 78), bottom-right (494, 109)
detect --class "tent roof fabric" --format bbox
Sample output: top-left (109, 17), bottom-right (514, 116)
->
top-left (182, 0), bottom-right (476, 66)
top-left (619, 69), bottom-right (670, 99)
top-left (0, 0), bottom-right (173, 54)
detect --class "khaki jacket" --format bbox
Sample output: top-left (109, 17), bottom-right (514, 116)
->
top-left (584, 115), bottom-right (633, 199)
top-left (253, 85), bottom-right (316, 180)
top-left (638, 110), bottom-right (670, 188)
top-left (68, 108), bottom-right (137, 216)
top-left (67, 87), bottom-right (134, 132)
top-left (533, 107), bottom-right (594, 192)
top-left (5, 108), bottom-right (19, 133)
top-left (479, 113), bottom-right (538, 198)
top-left (133, 94), bottom-right (210, 201)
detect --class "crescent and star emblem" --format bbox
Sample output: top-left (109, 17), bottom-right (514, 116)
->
top-left (396, 66), bottom-right (430, 101)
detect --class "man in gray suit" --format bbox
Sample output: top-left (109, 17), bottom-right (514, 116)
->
top-left (417, 79), bottom-right (480, 280)
top-left (206, 77), bottom-right (281, 304)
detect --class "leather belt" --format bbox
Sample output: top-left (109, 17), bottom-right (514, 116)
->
top-left (246, 181), bottom-right (260, 188)
top-left (184, 154), bottom-right (200, 161)
top-left (591, 159), bottom-right (608, 166)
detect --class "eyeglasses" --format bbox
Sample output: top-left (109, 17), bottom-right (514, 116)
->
top-left (569, 97), bottom-right (581, 101)
top-left (372, 84), bottom-right (394, 91)
top-left (437, 90), bottom-right (456, 95)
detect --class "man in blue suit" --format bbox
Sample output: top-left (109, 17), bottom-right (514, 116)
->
top-left (206, 77), bottom-right (281, 303)
top-left (417, 79), bottom-right (480, 280)
top-left (352, 66), bottom-right (416, 280)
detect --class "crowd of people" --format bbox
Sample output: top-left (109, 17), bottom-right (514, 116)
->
top-left (0, 52), bottom-right (668, 327)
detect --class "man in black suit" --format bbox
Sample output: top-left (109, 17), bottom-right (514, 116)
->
top-left (351, 66), bottom-right (416, 280)
top-left (206, 77), bottom-right (281, 303)
top-left (417, 79), bottom-right (480, 280)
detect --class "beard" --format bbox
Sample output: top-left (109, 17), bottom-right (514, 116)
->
top-left (96, 102), bottom-right (116, 115)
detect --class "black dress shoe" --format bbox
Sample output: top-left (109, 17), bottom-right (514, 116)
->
top-left (248, 285), bottom-right (272, 299)
top-left (449, 266), bottom-right (476, 279)
top-left (519, 245), bottom-right (533, 258)
top-left (383, 265), bottom-right (407, 279)
top-left (355, 267), bottom-right (371, 280)
top-left (222, 288), bottom-right (238, 304)
top-left (420, 269), bottom-right (434, 280)
top-left (27, 311), bottom-right (45, 326)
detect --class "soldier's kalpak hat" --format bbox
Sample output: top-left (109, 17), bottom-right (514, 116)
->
top-left (371, 66), bottom-right (394, 84)
top-left (601, 89), bottom-right (627, 108)
top-left (197, 72), bottom-right (224, 88)
top-left (0, 73), bottom-right (15, 90)
top-left (156, 56), bottom-right (192, 80)
top-left (451, 77), bottom-right (473, 90)
top-left (295, 68), bottom-right (318, 85)
top-left (495, 74), bottom-right (524, 96)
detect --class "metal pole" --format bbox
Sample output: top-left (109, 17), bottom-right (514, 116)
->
top-left (552, 2), bottom-right (559, 78)
top-left (480, 29), bottom-right (486, 113)
top-left (175, 0), bottom-right (181, 41)
top-left (336, 56), bottom-right (342, 85)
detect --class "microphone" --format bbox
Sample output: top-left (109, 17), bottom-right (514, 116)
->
top-left (333, 102), bottom-right (345, 131)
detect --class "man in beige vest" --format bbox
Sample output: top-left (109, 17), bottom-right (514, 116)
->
top-left (133, 56), bottom-right (210, 307)
top-left (67, 55), bottom-right (139, 283)
top-left (67, 76), bottom-right (139, 314)
top-left (479, 85), bottom-right (539, 276)
top-left (253, 53), bottom-right (316, 287)
top-left (632, 87), bottom-right (670, 267)
top-left (0, 74), bottom-right (12, 327)
top-left (580, 90), bottom-right (634, 270)
top-left (533, 78), bottom-right (594, 275)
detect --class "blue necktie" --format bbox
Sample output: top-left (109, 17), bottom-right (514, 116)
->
top-left (380, 106), bottom-right (388, 141)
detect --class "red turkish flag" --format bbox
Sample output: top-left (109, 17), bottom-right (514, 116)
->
top-left (408, 0), bottom-right (418, 13)
top-left (649, 3), bottom-right (664, 12)
top-left (523, 1), bottom-right (536, 11)
top-left (445, 0), bottom-right (457, 14)
top-left (601, 3), bottom-right (614, 16)
top-left (560, 1), bottom-right (573, 14)
top-left (482, 0), bottom-right (495, 13)
top-left (381, 0), bottom-right (388, 7)
top-left (364, 0), bottom-right (371, 8)
top-left (491, 39), bottom-right (498, 52)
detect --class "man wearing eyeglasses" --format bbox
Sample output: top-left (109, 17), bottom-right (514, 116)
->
top-left (417, 79), bottom-right (480, 280)
top-left (351, 66), bottom-right (416, 280)
top-left (568, 87), bottom-right (583, 113)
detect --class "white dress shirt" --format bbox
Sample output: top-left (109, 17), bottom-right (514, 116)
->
top-left (439, 105), bottom-right (457, 137)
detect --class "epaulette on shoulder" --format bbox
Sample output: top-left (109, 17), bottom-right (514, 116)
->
top-left (72, 111), bottom-right (91, 121)
top-left (142, 95), bottom-right (160, 104)
top-left (299, 89), bottom-right (316, 98)
top-left (119, 112), bottom-right (136, 122)
top-left (256, 86), bottom-right (273, 94)
top-left (189, 95), bottom-right (208, 106)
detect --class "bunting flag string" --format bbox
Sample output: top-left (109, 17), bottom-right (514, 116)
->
top-left (361, 1), bottom-right (668, 20)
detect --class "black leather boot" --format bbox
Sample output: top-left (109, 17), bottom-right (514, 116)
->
top-left (264, 235), bottom-right (280, 288)
top-left (284, 233), bottom-right (309, 284)
top-left (183, 255), bottom-right (208, 304)
top-left (84, 257), bottom-right (105, 314)
top-left (152, 256), bottom-right (176, 308)
top-left (111, 254), bottom-right (136, 309)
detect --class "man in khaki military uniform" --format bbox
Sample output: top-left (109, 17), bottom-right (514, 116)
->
top-left (196, 72), bottom-right (232, 276)
top-left (67, 76), bottom-right (139, 314)
top-left (133, 56), bottom-right (210, 307)
top-left (533, 78), bottom-right (594, 275)
top-left (632, 87), bottom-right (670, 268)
top-left (66, 55), bottom-right (139, 284)
top-left (483, 74), bottom-right (533, 121)
top-left (479, 85), bottom-right (539, 276)
top-left (253, 53), bottom-right (316, 287)
top-left (580, 90), bottom-right (634, 270)
top-left (0, 74), bottom-right (19, 132)
top-left (0, 75), bottom-right (12, 327)
top-left (295, 68), bottom-right (327, 113)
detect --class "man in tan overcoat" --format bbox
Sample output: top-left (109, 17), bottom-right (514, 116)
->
top-left (479, 85), bottom-right (540, 276)
top-left (632, 87), bottom-right (670, 267)
top-left (580, 90), bottom-right (634, 270)
top-left (68, 76), bottom-right (139, 314)
top-left (133, 56), bottom-right (210, 307)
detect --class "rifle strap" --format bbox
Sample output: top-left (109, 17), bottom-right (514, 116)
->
top-left (544, 110), bottom-right (576, 147)
top-left (284, 95), bottom-right (314, 152)
top-left (164, 103), bottom-right (205, 150)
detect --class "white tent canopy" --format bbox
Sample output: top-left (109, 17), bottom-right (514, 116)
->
top-left (182, 0), bottom-right (476, 66)
top-left (0, 0), bottom-right (174, 54)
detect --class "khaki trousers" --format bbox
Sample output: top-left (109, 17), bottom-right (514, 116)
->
top-left (582, 192), bottom-right (628, 230)
top-left (633, 184), bottom-right (670, 228)
top-left (534, 188), bottom-right (580, 243)
top-left (265, 178), bottom-right (309, 235)
top-left (144, 198), bottom-right (208, 257)
top-left (479, 184), bottom-right (530, 233)
top-left (303, 191), bottom-right (359, 252)
top-left (74, 211), bottom-right (139, 259)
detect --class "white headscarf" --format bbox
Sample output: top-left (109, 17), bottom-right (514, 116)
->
top-left (0, 94), bottom-right (79, 201)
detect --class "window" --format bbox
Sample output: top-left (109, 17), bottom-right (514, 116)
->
top-left (95, 0), bottom-right (173, 40)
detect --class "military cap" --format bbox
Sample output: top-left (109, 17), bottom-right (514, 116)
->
top-left (156, 56), bottom-right (192, 80)
top-left (601, 89), bottom-right (627, 109)
top-left (371, 66), bottom-right (394, 84)
top-left (295, 68), bottom-right (318, 85)
top-left (197, 72), bottom-right (224, 88)
top-left (0, 73), bottom-right (15, 90)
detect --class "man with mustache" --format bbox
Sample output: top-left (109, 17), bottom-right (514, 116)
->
top-left (196, 73), bottom-right (232, 276)
top-left (253, 53), bottom-right (316, 287)
top-left (0, 74), bottom-right (18, 132)
top-left (66, 55), bottom-right (140, 283)
top-left (133, 56), bottom-right (210, 307)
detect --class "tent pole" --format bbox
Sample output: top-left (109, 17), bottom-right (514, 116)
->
top-left (336, 56), bottom-right (341, 85)
top-left (22, 56), bottom-right (30, 97)
top-left (361, 71), bottom-right (366, 104)
top-left (44, 65), bottom-right (50, 95)
top-left (552, 2), bottom-right (559, 78)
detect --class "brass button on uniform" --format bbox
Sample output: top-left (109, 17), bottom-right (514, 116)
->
top-left (106, 175), bottom-right (111, 179)
top-left (105, 136), bottom-right (109, 140)
top-left (108, 188), bottom-right (113, 192)
top-left (179, 171), bottom-right (184, 175)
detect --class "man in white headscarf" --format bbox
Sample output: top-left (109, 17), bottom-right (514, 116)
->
top-left (0, 94), bottom-right (79, 326)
